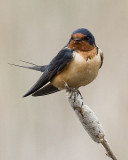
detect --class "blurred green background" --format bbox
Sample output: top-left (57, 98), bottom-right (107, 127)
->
top-left (0, 0), bottom-right (128, 159)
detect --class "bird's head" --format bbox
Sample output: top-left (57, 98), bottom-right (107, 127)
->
top-left (68, 28), bottom-right (96, 51)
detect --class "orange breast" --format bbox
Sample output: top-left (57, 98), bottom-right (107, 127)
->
top-left (78, 47), bottom-right (97, 60)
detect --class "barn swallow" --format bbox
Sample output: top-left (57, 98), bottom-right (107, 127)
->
top-left (9, 28), bottom-right (103, 97)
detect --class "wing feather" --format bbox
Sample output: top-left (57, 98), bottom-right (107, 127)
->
top-left (23, 48), bottom-right (74, 97)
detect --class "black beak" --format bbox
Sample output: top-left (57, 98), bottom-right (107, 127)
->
top-left (73, 38), bottom-right (81, 42)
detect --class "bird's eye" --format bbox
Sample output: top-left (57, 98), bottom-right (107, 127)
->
top-left (83, 36), bottom-right (90, 41)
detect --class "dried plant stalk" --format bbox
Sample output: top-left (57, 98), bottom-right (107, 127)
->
top-left (66, 88), bottom-right (117, 160)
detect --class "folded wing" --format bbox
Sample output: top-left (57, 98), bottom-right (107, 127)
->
top-left (23, 48), bottom-right (74, 97)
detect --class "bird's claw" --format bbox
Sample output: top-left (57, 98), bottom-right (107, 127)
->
top-left (63, 81), bottom-right (83, 101)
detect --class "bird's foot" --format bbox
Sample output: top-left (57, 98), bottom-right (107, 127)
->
top-left (63, 81), bottom-right (83, 101)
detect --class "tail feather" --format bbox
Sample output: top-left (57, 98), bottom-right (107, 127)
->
top-left (8, 60), bottom-right (47, 72)
top-left (32, 83), bottom-right (60, 96)
top-left (19, 60), bottom-right (37, 66)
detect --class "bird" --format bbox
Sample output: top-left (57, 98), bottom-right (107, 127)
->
top-left (9, 28), bottom-right (103, 97)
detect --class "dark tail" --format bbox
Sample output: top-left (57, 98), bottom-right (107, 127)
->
top-left (8, 60), bottom-right (47, 72)
top-left (32, 83), bottom-right (60, 96)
